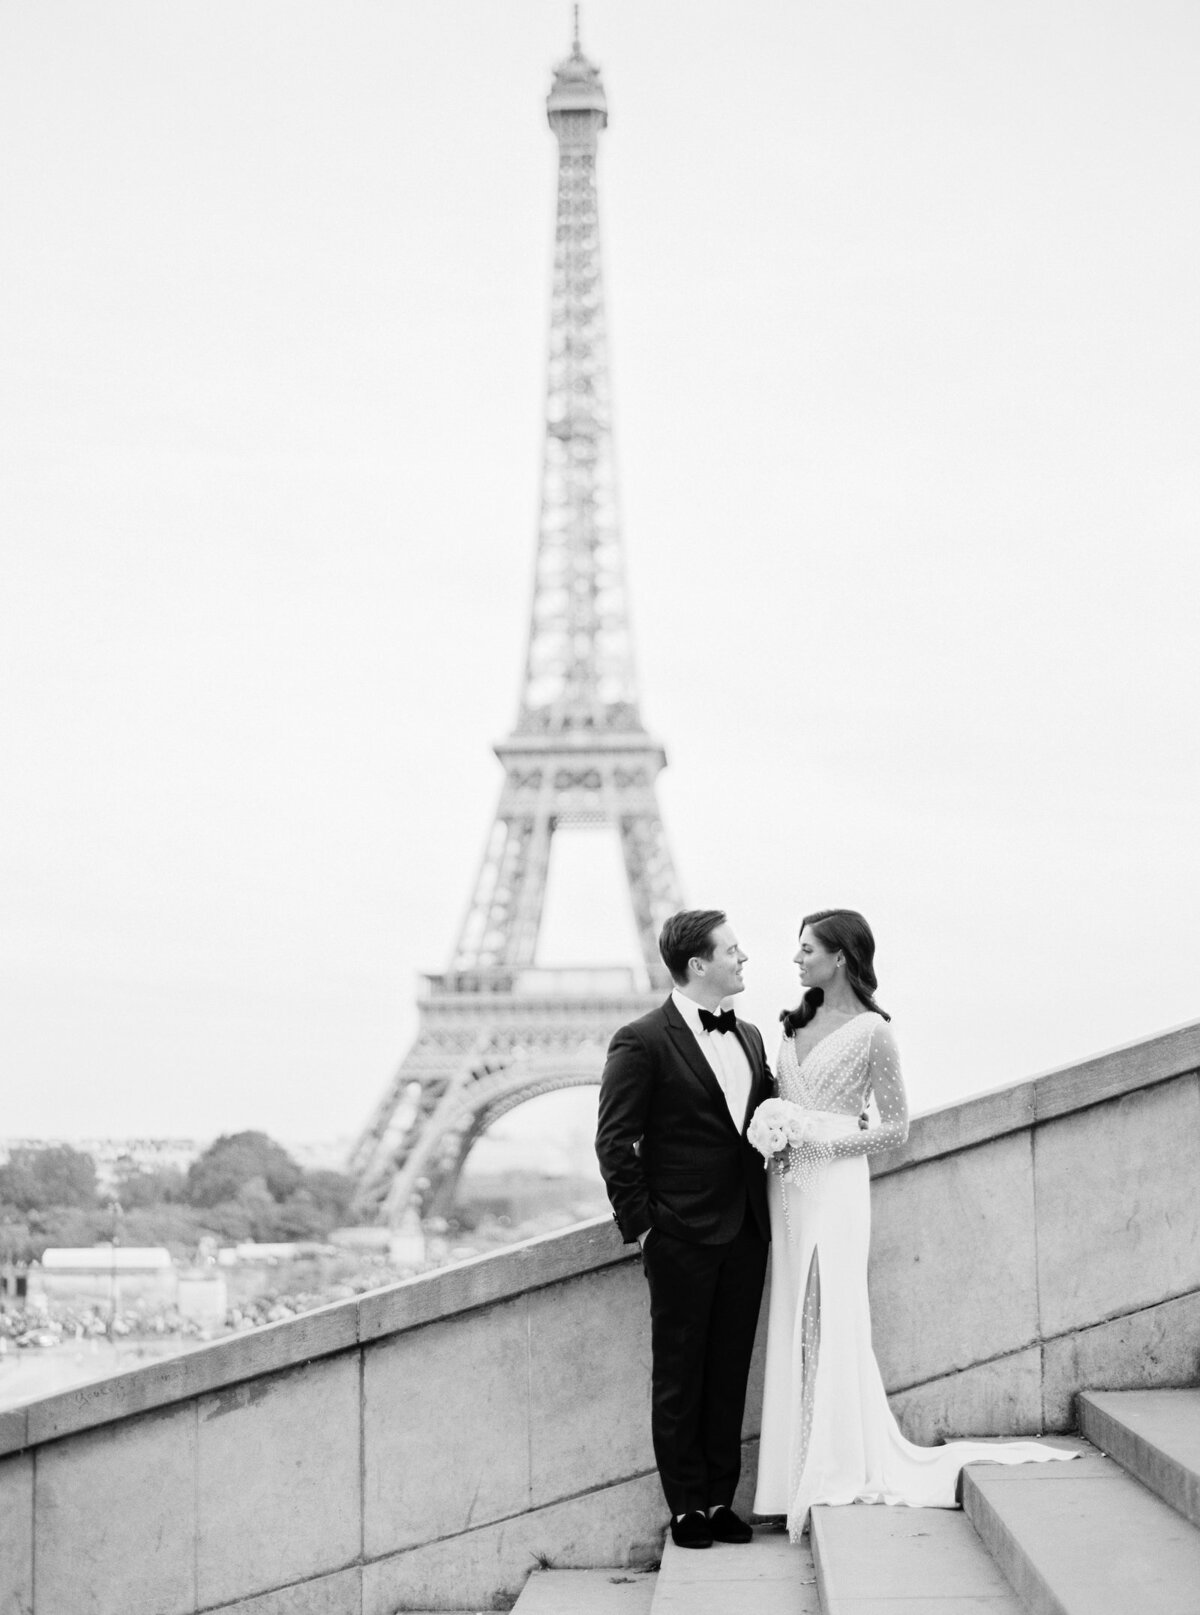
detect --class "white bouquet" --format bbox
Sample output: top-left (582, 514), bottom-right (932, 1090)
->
top-left (747, 1097), bottom-right (811, 1160)
top-left (749, 1099), bottom-right (851, 1166)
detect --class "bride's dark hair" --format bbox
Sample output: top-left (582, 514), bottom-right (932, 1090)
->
top-left (780, 908), bottom-right (891, 1034)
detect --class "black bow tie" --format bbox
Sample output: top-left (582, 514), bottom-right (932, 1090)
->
top-left (699, 1008), bottom-right (737, 1036)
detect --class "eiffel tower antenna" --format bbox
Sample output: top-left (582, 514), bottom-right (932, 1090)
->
top-left (349, 23), bottom-right (683, 1224)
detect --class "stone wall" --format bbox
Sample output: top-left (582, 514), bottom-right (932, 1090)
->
top-left (1, 1019), bottom-right (1197, 1614)
top-left (870, 1020), bottom-right (1200, 1439)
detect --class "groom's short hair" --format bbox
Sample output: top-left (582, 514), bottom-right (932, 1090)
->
top-left (659, 909), bottom-right (726, 986)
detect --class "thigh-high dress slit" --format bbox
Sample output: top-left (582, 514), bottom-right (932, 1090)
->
top-left (753, 1020), bottom-right (1076, 1541)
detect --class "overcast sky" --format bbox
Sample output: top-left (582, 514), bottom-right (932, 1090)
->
top-left (2, 1), bottom-right (1198, 1150)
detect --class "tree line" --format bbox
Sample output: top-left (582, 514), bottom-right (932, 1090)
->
top-left (0, 1133), bottom-right (357, 1263)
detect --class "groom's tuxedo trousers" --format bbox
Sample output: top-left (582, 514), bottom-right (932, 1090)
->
top-left (595, 997), bottom-right (771, 1516)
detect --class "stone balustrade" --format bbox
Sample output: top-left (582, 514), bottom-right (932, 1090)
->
top-left (1, 1018), bottom-right (1197, 1613)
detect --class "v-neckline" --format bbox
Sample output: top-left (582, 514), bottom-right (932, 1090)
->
top-left (793, 1011), bottom-right (874, 1074)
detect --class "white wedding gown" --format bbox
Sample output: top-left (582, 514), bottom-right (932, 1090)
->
top-left (753, 1012), bottom-right (1075, 1540)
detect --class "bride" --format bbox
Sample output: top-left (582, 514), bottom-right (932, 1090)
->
top-left (752, 908), bottom-right (1075, 1540)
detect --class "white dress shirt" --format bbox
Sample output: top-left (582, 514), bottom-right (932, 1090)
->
top-left (671, 988), bottom-right (753, 1131)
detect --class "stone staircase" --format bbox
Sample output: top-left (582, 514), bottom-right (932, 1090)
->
top-left (960, 1391), bottom-right (1200, 1615)
top-left (510, 1389), bottom-right (1200, 1614)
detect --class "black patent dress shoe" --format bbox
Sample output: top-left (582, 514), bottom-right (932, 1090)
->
top-left (707, 1504), bottom-right (753, 1543)
top-left (669, 1510), bottom-right (713, 1549)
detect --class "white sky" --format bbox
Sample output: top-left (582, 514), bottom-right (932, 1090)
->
top-left (2, 1), bottom-right (1198, 1148)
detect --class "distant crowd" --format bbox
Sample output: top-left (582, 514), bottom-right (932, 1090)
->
top-left (0, 1261), bottom-right (416, 1350)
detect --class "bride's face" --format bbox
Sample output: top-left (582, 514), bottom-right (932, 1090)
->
top-left (793, 928), bottom-right (839, 990)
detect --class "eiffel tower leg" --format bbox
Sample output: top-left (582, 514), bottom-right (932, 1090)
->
top-left (423, 1132), bottom-right (476, 1224)
top-left (505, 808), bottom-right (553, 970)
top-left (451, 812), bottom-right (533, 974)
top-left (350, 1028), bottom-right (490, 1220)
top-left (451, 805), bottom-right (558, 976)
top-left (346, 1065), bottom-right (417, 1181)
top-left (617, 804), bottom-right (684, 991)
top-left (378, 1075), bottom-right (473, 1225)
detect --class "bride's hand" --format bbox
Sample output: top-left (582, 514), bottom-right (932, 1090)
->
top-left (788, 1112), bottom-right (837, 1146)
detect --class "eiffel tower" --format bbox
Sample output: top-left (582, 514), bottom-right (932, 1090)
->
top-left (349, 20), bottom-right (684, 1225)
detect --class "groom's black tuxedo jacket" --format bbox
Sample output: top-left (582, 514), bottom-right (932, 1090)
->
top-left (596, 996), bottom-right (772, 1248)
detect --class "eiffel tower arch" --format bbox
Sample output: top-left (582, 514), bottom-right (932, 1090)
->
top-left (349, 22), bottom-right (683, 1226)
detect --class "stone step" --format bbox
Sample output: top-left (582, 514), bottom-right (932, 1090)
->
top-left (1078, 1387), bottom-right (1200, 1529)
top-left (650, 1523), bottom-right (818, 1615)
top-left (810, 1501), bottom-right (1025, 1613)
top-left (962, 1442), bottom-right (1200, 1615)
top-left (512, 1567), bottom-right (657, 1614)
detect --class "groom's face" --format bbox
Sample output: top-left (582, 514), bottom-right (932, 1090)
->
top-left (696, 921), bottom-right (747, 999)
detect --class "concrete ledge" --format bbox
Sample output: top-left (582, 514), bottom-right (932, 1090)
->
top-left (24, 1304), bottom-right (359, 1450)
top-left (357, 1216), bottom-right (630, 1343)
top-left (0, 1218), bottom-right (633, 1459)
top-left (874, 1018), bottom-right (1200, 1178)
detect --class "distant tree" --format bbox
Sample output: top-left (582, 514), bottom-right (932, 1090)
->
top-left (25, 1206), bottom-right (111, 1256)
top-left (300, 1169), bottom-right (356, 1227)
top-left (0, 1145), bottom-right (98, 1212)
top-left (0, 1218), bottom-right (34, 1264)
top-left (112, 1158), bottom-right (186, 1209)
top-left (195, 1200), bottom-right (255, 1243)
top-left (185, 1133), bottom-right (302, 1208)
top-left (119, 1204), bottom-right (209, 1258)
top-left (234, 1177), bottom-right (281, 1241)
top-left (272, 1189), bottom-right (332, 1242)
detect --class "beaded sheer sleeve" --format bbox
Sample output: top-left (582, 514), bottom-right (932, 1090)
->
top-left (816, 1019), bottom-right (908, 1160)
top-left (774, 1015), bottom-right (909, 1187)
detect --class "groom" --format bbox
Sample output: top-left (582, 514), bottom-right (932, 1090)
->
top-left (595, 909), bottom-right (771, 1549)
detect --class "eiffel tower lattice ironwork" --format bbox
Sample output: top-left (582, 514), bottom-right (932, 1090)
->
top-left (349, 24), bottom-right (683, 1225)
